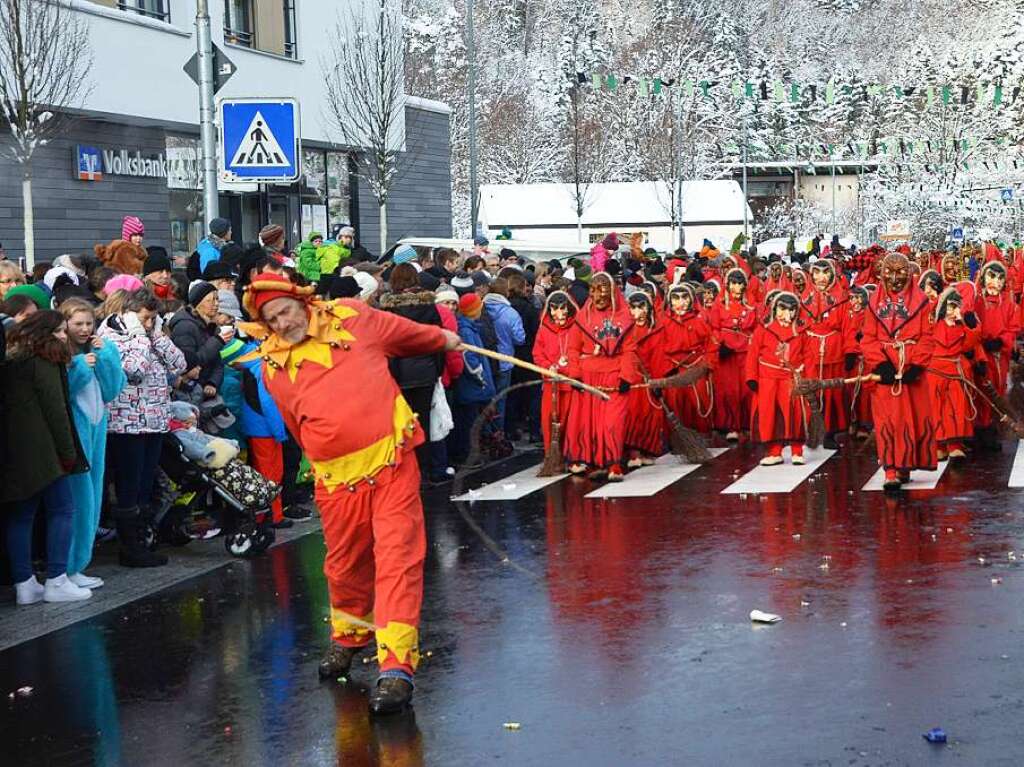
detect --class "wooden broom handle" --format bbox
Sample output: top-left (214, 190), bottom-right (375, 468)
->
top-left (458, 342), bottom-right (610, 401)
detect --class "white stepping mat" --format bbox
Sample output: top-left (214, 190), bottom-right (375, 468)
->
top-left (1008, 441), bottom-right (1024, 488)
top-left (451, 463), bottom-right (567, 501)
top-left (862, 461), bottom-right (949, 491)
top-left (586, 448), bottom-right (730, 498)
top-left (721, 447), bottom-right (836, 495)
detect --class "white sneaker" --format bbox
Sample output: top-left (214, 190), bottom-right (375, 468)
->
top-left (791, 454), bottom-right (806, 465)
top-left (14, 576), bottom-right (44, 605)
top-left (69, 572), bottom-right (104, 589)
top-left (726, 432), bottom-right (740, 441)
top-left (760, 455), bottom-right (784, 466)
top-left (43, 574), bottom-right (92, 602)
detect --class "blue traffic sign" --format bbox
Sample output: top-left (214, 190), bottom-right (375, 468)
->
top-left (219, 98), bottom-right (300, 182)
top-left (1002, 188), bottom-right (1014, 203)
top-left (951, 227), bottom-right (964, 241)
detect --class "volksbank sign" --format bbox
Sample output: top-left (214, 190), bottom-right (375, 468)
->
top-left (75, 144), bottom-right (172, 182)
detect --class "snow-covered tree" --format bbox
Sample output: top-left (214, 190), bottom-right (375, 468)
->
top-left (0, 0), bottom-right (92, 270)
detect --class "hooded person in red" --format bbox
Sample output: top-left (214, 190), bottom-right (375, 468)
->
top-left (928, 287), bottom-right (986, 461)
top-left (859, 252), bottom-right (937, 491)
top-left (623, 291), bottom-right (668, 466)
top-left (706, 268), bottom-right (756, 440)
top-left (974, 260), bottom-right (1020, 450)
top-left (764, 261), bottom-right (793, 295)
top-left (845, 285), bottom-right (874, 438)
top-left (564, 272), bottom-right (640, 480)
top-left (532, 290), bottom-right (578, 456)
top-left (802, 259), bottom-right (855, 448)
top-left (744, 291), bottom-right (810, 465)
top-left (662, 283), bottom-right (718, 434)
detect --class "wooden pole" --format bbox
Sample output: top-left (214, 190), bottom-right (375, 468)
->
top-left (458, 343), bottom-right (610, 400)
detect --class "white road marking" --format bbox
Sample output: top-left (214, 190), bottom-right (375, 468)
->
top-left (1008, 441), bottom-right (1024, 488)
top-left (451, 464), bottom-right (567, 501)
top-left (862, 461), bottom-right (949, 491)
top-left (721, 447), bottom-right (836, 495)
top-left (586, 448), bottom-right (730, 498)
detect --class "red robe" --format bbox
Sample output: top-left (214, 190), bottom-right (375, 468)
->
top-left (845, 305), bottom-right (873, 428)
top-left (564, 295), bottom-right (640, 468)
top-left (707, 297), bottom-right (757, 432)
top-left (625, 321), bottom-right (669, 456)
top-left (661, 309), bottom-right (718, 434)
top-left (801, 286), bottom-right (854, 433)
top-left (744, 321), bottom-right (810, 444)
top-left (860, 283), bottom-right (937, 472)
top-left (928, 320), bottom-right (985, 446)
top-left (532, 315), bottom-right (575, 453)
top-left (974, 289), bottom-right (1019, 427)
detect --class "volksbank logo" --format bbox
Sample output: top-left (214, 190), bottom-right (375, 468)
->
top-left (75, 144), bottom-right (170, 182)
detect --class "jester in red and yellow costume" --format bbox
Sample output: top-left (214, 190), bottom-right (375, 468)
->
top-left (928, 288), bottom-right (986, 461)
top-left (662, 283), bottom-right (718, 434)
top-left (802, 259), bottom-right (855, 448)
top-left (744, 292), bottom-right (810, 465)
top-left (564, 272), bottom-right (639, 481)
top-left (240, 272), bottom-right (458, 715)
top-left (707, 268), bottom-right (756, 439)
top-left (532, 290), bottom-right (577, 455)
top-left (623, 291), bottom-right (668, 466)
top-left (973, 261), bottom-right (1020, 449)
top-left (859, 253), bottom-right (937, 491)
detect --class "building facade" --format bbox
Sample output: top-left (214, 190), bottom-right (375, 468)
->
top-left (0, 0), bottom-right (452, 265)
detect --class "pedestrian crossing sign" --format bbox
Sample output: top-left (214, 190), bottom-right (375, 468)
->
top-left (219, 98), bottom-right (300, 183)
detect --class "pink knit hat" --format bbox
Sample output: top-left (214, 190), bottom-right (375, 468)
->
top-left (104, 273), bottom-right (144, 294)
top-left (122, 215), bottom-right (145, 240)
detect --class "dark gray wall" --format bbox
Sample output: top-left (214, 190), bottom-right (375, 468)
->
top-left (356, 104), bottom-right (453, 257)
top-left (0, 119), bottom-right (171, 265)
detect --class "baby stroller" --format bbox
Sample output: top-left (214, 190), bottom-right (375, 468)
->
top-left (156, 434), bottom-right (276, 557)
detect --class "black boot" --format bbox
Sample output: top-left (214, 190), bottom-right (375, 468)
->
top-left (318, 644), bottom-right (360, 680)
top-left (115, 508), bottom-right (168, 568)
top-left (823, 432), bottom-right (840, 450)
top-left (369, 677), bottom-right (413, 715)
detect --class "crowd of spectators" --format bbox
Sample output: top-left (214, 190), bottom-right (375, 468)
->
top-left (0, 214), bottom-right (694, 605)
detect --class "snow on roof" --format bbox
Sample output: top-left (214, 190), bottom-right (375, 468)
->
top-left (479, 181), bottom-right (752, 228)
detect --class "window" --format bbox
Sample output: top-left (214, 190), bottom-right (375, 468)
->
top-left (283, 0), bottom-right (297, 58)
top-left (118, 0), bottom-right (169, 21)
top-left (224, 0), bottom-right (254, 48)
top-left (224, 0), bottom-right (297, 58)
top-left (297, 150), bottom-right (352, 240)
top-left (327, 151), bottom-right (352, 235)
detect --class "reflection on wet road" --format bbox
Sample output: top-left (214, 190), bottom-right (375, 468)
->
top-left (4, 445), bottom-right (1024, 765)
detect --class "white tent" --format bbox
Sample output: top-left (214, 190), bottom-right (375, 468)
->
top-left (479, 181), bottom-right (754, 252)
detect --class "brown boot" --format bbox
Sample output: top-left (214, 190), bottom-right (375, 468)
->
top-left (318, 644), bottom-right (360, 680)
top-left (369, 677), bottom-right (413, 715)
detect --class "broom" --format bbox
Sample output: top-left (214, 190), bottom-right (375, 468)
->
top-left (537, 383), bottom-right (567, 476)
top-left (640, 361), bottom-right (713, 464)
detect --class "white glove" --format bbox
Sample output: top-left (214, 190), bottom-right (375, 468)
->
top-left (122, 311), bottom-right (146, 337)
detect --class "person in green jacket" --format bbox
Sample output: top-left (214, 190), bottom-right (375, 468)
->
top-left (317, 225), bottom-right (354, 276)
top-left (1, 310), bottom-right (92, 604)
top-left (296, 231), bottom-right (325, 282)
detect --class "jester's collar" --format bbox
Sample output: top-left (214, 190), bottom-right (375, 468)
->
top-left (238, 300), bottom-right (358, 381)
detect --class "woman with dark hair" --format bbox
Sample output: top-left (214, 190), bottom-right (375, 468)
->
top-left (97, 288), bottom-right (186, 567)
top-left (378, 262), bottom-right (444, 478)
top-left (1, 310), bottom-right (91, 603)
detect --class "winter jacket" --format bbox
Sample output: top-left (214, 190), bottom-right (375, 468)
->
top-left (317, 241), bottom-right (351, 276)
top-left (509, 294), bottom-right (540, 382)
top-left (67, 340), bottom-right (127, 429)
top-left (98, 314), bottom-right (187, 434)
top-left (168, 306), bottom-right (226, 389)
top-left (378, 289), bottom-right (444, 389)
top-left (482, 294), bottom-right (526, 371)
top-left (455, 314), bottom-right (496, 405)
top-left (227, 340), bottom-right (288, 442)
top-left (0, 355), bottom-right (88, 502)
top-left (196, 237), bottom-right (225, 275)
top-left (296, 239), bottom-right (321, 282)
top-left (436, 304), bottom-right (465, 386)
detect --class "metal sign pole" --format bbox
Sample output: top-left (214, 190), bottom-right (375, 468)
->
top-left (467, 0), bottom-right (479, 237)
top-left (196, 0), bottom-right (219, 230)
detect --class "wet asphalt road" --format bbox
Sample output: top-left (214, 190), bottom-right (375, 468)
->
top-left (4, 443), bottom-right (1024, 766)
